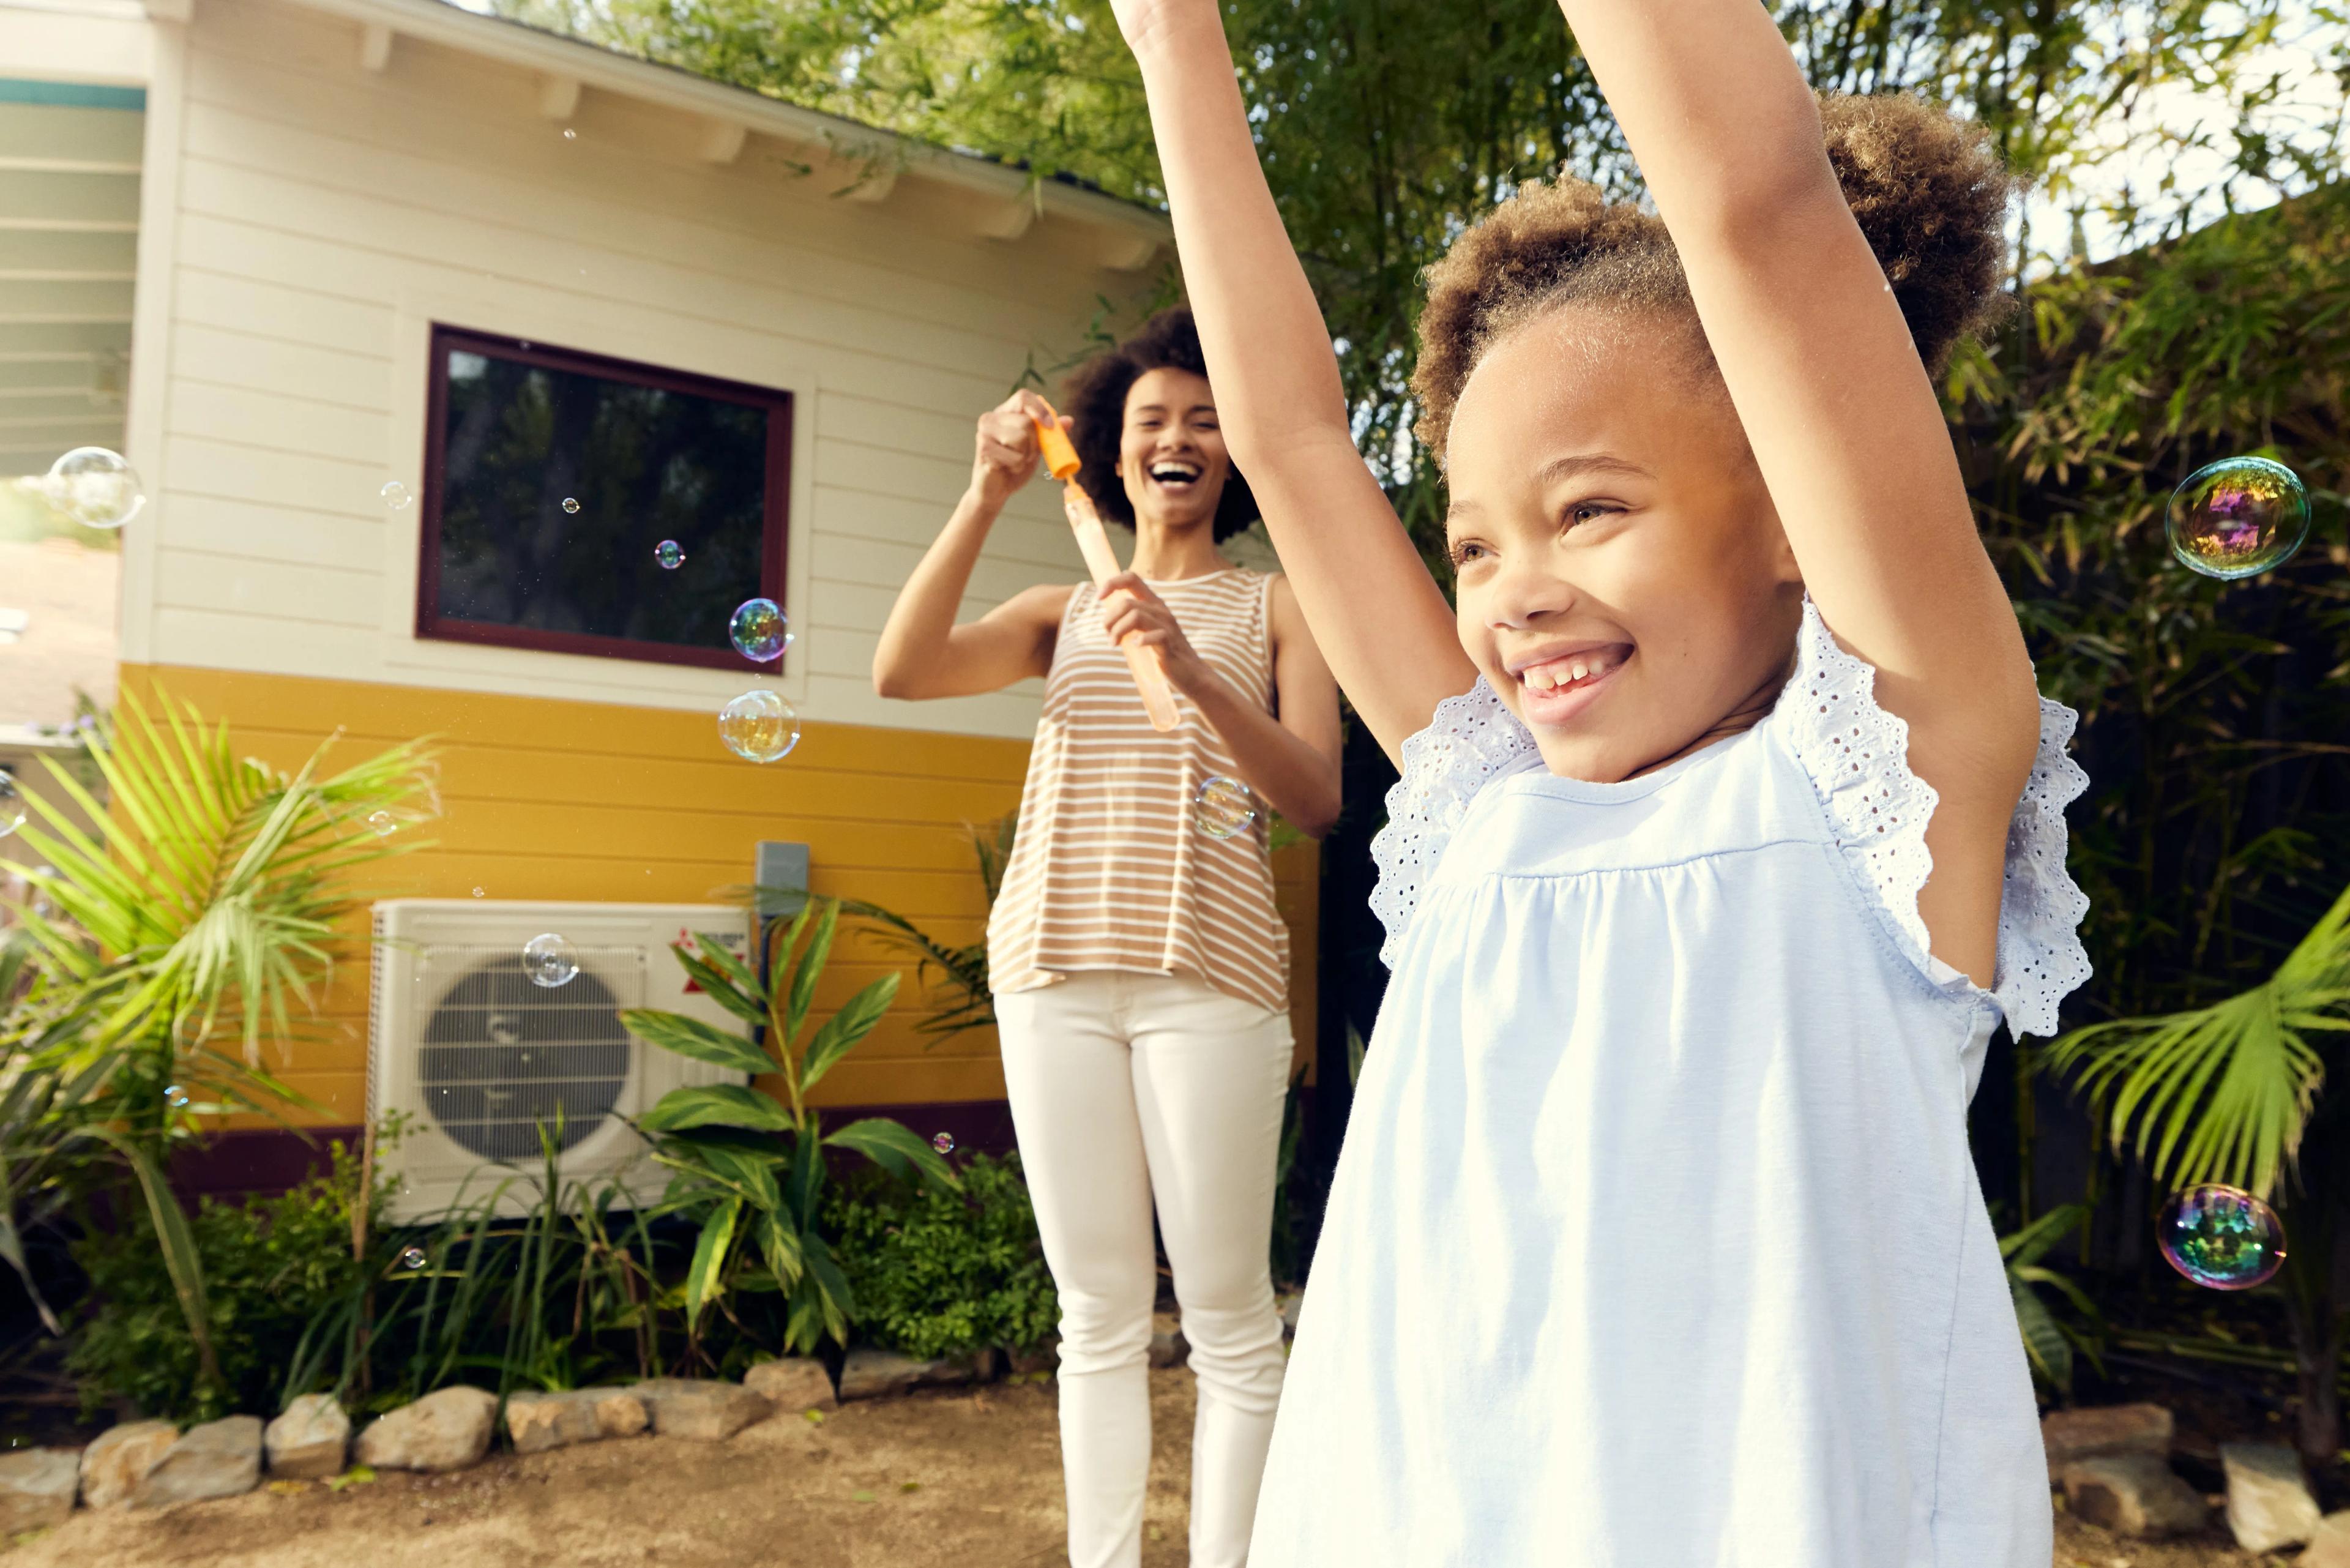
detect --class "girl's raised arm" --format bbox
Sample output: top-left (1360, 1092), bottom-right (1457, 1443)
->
top-left (1114, 0), bottom-right (1475, 762)
top-left (1554, 0), bottom-right (2042, 783)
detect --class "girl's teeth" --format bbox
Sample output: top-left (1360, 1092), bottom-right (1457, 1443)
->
top-left (1570, 662), bottom-right (1589, 681)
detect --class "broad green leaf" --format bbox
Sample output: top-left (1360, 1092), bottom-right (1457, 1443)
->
top-left (684, 1197), bottom-right (741, 1328)
top-left (619, 1009), bottom-right (774, 1078)
top-left (691, 934), bottom-right (764, 1006)
top-left (798, 973), bottom-right (901, 1094)
top-left (639, 1085), bottom-right (793, 1133)
top-left (100, 1131), bottom-right (220, 1389)
top-left (760, 1209), bottom-right (805, 1289)
top-left (802, 1234), bottom-right (855, 1346)
top-left (783, 900), bottom-right (838, 1045)
top-left (822, 1114), bottom-right (958, 1191)
top-left (668, 948), bottom-right (766, 1027)
top-left (2010, 1281), bottom-right (2073, 1392)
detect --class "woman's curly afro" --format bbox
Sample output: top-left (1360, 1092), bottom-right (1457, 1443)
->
top-left (1062, 307), bottom-right (1259, 543)
top-left (1410, 92), bottom-right (2016, 463)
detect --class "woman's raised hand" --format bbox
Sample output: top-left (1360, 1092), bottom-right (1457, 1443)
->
top-left (971, 389), bottom-right (1058, 509)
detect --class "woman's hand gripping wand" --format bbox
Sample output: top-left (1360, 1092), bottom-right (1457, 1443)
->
top-left (1030, 400), bottom-right (1183, 732)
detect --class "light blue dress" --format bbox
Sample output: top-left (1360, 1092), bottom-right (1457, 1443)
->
top-left (1250, 602), bottom-right (2091, 1567)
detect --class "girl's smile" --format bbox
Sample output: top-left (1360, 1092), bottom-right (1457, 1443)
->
top-left (1507, 641), bottom-right (1634, 723)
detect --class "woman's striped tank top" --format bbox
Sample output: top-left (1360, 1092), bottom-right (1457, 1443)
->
top-left (987, 566), bottom-right (1290, 1013)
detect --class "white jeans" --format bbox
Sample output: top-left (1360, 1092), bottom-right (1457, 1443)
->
top-left (996, 969), bottom-right (1294, 1568)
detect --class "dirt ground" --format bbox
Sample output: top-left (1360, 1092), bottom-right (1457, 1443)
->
top-left (1, 1370), bottom-right (2300, 1567)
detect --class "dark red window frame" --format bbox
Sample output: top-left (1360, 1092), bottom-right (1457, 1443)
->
top-left (416, 325), bottom-right (792, 671)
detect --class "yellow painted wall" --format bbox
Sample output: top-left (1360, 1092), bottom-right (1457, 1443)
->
top-left (123, 663), bottom-right (1320, 1127)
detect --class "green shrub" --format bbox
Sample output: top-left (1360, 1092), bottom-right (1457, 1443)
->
top-left (824, 1152), bottom-right (1057, 1361)
top-left (69, 1141), bottom-right (381, 1422)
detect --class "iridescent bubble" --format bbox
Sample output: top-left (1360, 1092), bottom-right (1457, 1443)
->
top-left (655, 540), bottom-right (684, 570)
top-left (561, 497), bottom-right (581, 515)
top-left (164, 1085), bottom-right (189, 1109)
top-left (718, 690), bottom-right (799, 764)
top-left (1194, 775), bottom-right (1258, 841)
top-left (365, 810), bottom-right (397, 837)
top-left (729, 598), bottom-right (791, 663)
top-left (0, 772), bottom-right (22, 839)
top-left (381, 480), bottom-right (412, 511)
top-left (561, 129), bottom-right (576, 141)
top-left (522, 933), bottom-right (580, 988)
top-left (2167, 457), bottom-right (2310, 580)
top-left (471, 887), bottom-right (486, 898)
top-left (2158, 1183), bottom-right (2286, 1290)
top-left (931, 1132), bottom-right (955, 1155)
top-left (46, 447), bottom-right (144, 530)
top-left (400, 1247), bottom-right (428, 1270)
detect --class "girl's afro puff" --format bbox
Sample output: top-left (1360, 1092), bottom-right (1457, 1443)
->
top-left (1410, 92), bottom-right (2015, 462)
top-left (1062, 306), bottom-right (1260, 543)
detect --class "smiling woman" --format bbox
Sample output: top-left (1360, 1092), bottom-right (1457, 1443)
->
top-left (868, 306), bottom-right (1340, 1568)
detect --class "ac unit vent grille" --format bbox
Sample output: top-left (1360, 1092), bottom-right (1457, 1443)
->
top-left (415, 945), bottom-right (646, 1162)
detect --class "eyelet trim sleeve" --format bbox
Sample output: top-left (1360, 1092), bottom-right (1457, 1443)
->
top-left (1368, 678), bottom-right (1542, 968)
top-left (1994, 699), bottom-right (2094, 1037)
top-left (1781, 599), bottom-right (2093, 1037)
top-left (1781, 600), bottom-right (1942, 965)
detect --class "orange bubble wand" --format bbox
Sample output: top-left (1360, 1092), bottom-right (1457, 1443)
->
top-left (1031, 399), bottom-right (1182, 733)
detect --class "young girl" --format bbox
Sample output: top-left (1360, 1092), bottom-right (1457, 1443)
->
top-left (1111, 0), bottom-right (2090, 1560)
top-left (871, 310), bottom-right (1341, 1568)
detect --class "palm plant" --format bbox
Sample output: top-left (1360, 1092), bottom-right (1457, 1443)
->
top-left (0, 687), bottom-right (436, 1385)
top-left (2045, 879), bottom-right (2350, 1465)
top-left (619, 895), bottom-right (955, 1356)
top-left (840, 815), bottom-right (1013, 1043)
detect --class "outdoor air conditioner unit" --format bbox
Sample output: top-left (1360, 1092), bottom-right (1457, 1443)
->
top-left (368, 900), bottom-right (753, 1221)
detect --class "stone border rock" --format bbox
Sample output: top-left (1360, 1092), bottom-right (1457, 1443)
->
top-left (20, 1346), bottom-right (1059, 1529)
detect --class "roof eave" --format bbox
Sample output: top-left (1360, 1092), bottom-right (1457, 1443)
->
top-left (151, 0), bottom-right (1171, 264)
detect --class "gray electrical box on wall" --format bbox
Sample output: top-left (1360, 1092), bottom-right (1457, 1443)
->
top-left (753, 841), bottom-right (810, 917)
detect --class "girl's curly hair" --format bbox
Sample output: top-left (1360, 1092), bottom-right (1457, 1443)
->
top-left (1410, 92), bottom-right (2015, 463)
top-left (1062, 307), bottom-right (1259, 543)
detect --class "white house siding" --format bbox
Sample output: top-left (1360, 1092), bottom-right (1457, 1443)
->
top-left (127, 0), bottom-right (1168, 741)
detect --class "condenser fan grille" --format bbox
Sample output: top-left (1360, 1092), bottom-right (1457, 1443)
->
top-left (415, 945), bottom-right (646, 1162)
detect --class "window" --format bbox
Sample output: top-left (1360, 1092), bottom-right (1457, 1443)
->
top-left (417, 327), bottom-right (789, 670)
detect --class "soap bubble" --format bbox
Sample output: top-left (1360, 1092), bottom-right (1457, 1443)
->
top-left (522, 933), bottom-right (580, 988)
top-left (365, 810), bottom-right (397, 837)
top-left (164, 1085), bottom-right (189, 1108)
top-left (471, 887), bottom-right (485, 898)
top-left (46, 447), bottom-right (144, 529)
top-left (655, 540), bottom-right (684, 570)
top-left (729, 598), bottom-right (791, 663)
top-left (561, 129), bottom-right (576, 141)
top-left (931, 1132), bottom-right (955, 1155)
top-left (400, 1247), bottom-right (427, 1270)
top-left (381, 480), bottom-right (411, 511)
top-left (1194, 776), bottom-right (1257, 840)
top-left (719, 690), bottom-right (799, 763)
top-left (0, 772), bottom-right (21, 838)
top-left (2158, 1183), bottom-right (2286, 1290)
top-left (2167, 457), bottom-right (2309, 580)
top-left (561, 497), bottom-right (581, 515)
